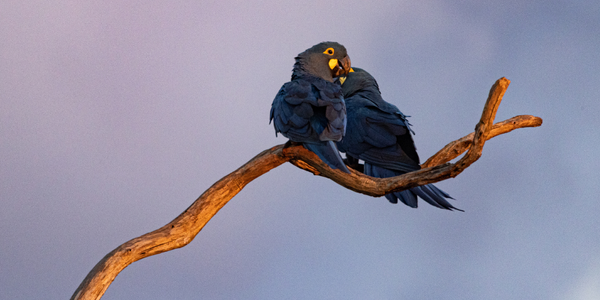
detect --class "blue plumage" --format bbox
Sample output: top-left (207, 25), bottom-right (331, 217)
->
top-left (337, 68), bottom-right (461, 210)
top-left (270, 42), bottom-right (352, 173)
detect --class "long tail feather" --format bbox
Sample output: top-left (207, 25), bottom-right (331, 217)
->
top-left (365, 163), bottom-right (460, 210)
top-left (395, 190), bottom-right (418, 208)
top-left (304, 141), bottom-right (350, 173)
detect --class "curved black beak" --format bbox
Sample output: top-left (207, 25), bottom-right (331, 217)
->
top-left (331, 55), bottom-right (352, 78)
top-left (339, 55), bottom-right (352, 76)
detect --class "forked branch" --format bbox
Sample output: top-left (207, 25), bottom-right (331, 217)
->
top-left (72, 78), bottom-right (542, 300)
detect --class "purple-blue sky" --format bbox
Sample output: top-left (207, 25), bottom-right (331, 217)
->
top-left (2, 1), bottom-right (599, 299)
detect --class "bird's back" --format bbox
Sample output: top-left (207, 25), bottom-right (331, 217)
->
top-left (338, 68), bottom-right (420, 172)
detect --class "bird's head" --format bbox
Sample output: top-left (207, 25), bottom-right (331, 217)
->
top-left (293, 41), bottom-right (352, 82)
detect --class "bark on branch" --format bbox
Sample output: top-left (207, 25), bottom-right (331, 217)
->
top-left (71, 78), bottom-right (542, 300)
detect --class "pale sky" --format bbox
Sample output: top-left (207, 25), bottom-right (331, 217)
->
top-left (1, 0), bottom-right (599, 299)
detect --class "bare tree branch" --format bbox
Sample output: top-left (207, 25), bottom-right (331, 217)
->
top-left (71, 78), bottom-right (542, 300)
top-left (422, 115), bottom-right (543, 168)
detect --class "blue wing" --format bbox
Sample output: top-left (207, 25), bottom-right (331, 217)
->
top-left (338, 94), bottom-right (419, 173)
top-left (271, 76), bottom-right (350, 173)
top-left (337, 68), bottom-right (459, 209)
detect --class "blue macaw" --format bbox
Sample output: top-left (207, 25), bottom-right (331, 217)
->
top-left (270, 42), bottom-right (352, 173)
top-left (337, 67), bottom-right (460, 210)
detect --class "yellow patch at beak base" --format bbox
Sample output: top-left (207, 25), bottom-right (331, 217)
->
top-left (328, 58), bottom-right (338, 70)
top-left (338, 68), bottom-right (353, 84)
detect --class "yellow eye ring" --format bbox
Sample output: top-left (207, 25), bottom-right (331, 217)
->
top-left (323, 48), bottom-right (334, 55)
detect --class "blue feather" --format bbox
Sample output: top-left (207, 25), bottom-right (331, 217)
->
top-left (270, 43), bottom-right (350, 173)
top-left (338, 68), bottom-right (460, 210)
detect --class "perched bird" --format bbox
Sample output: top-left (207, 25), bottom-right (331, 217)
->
top-left (270, 42), bottom-right (352, 173)
top-left (337, 68), bottom-right (460, 210)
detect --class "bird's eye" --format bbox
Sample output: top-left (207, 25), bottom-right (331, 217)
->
top-left (323, 48), bottom-right (334, 55)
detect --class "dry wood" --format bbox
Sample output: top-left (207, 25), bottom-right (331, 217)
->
top-left (72, 78), bottom-right (542, 300)
top-left (422, 115), bottom-right (543, 168)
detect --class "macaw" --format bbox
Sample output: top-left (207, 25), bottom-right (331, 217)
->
top-left (337, 68), bottom-right (460, 210)
top-left (270, 42), bottom-right (352, 173)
